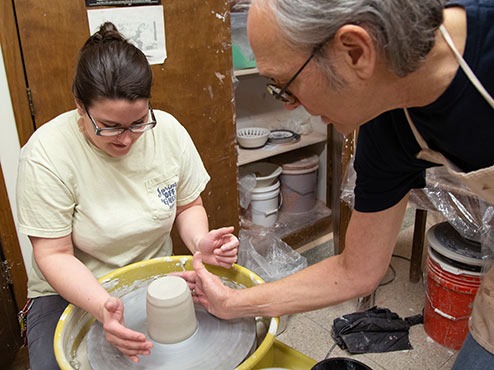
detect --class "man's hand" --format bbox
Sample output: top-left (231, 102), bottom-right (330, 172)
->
top-left (178, 252), bottom-right (236, 319)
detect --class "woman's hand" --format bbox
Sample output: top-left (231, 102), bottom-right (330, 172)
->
top-left (101, 297), bottom-right (153, 362)
top-left (197, 226), bottom-right (239, 268)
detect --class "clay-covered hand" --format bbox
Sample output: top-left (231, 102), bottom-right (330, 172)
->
top-left (179, 252), bottom-right (236, 320)
top-left (101, 296), bottom-right (153, 362)
top-left (197, 226), bottom-right (239, 268)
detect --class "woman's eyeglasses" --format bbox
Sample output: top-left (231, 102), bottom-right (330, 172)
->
top-left (85, 105), bottom-right (157, 137)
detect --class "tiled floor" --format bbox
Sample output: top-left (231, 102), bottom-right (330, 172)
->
top-left (277, 207), bottom-right (459, 370)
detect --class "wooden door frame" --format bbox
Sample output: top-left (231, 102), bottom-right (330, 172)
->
top-left (1, 0), bottom-right (35, 147)
top-left (0, 239), bottom-right (22, 368)
top-left (0, 164), bottom-right (28, 312)
top-left (0, 1), bottom-right (31, 310)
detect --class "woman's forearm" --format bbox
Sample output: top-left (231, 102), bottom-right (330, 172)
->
top-left (31, 235), bottom-right (110, 322)
top-left (175, 197), bottom-right (209, 253)
top-left (37, 252), bottom-right (110, 321)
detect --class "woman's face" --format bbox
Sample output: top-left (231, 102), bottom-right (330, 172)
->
top-left (77, 98), bottom-right (150, 157)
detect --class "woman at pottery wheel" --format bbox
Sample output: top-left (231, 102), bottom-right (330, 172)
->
top-left (179, 1), bottom-right (494, 370)
top-left (15, 22), bottom-right (239, 369)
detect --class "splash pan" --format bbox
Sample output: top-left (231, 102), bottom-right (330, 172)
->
top-left (54, 256), bottom-right (278, 370)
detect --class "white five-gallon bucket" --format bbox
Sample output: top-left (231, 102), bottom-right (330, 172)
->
top-left (278, 153), bottom-right (319, 213)
top-left (250, 180), bottom-right (281, 227)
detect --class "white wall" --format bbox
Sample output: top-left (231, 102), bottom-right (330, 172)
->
top-left (0, 45), bottom-right (32, 272)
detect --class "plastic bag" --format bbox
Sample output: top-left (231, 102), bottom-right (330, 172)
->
top-left (409, 166), bottom-right (486, 242)
top-left (340, 155), bottom-right (356, 210)
top-left (332, 306), bottom-right (423, 354)
top-left (238, 173), bottom-right (256, 209)
top-left (280, 106), bottom-right (313, 135)
top-left (237, 229), bottom-right (308, 282)
top-left (340, 156), bottom-right (486, 243)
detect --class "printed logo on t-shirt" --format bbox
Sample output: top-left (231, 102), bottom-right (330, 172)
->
top-left (156, 182), bottom-right (177, 207)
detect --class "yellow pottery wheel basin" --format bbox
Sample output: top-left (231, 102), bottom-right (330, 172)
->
top-left (54, 256), bottom-right (279, 370)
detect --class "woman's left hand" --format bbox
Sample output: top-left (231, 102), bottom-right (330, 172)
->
top-left (197, 226), bottom-right (238, 268)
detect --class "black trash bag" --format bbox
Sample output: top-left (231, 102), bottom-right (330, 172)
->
top-left (332, 306), bottom-right (423, 354)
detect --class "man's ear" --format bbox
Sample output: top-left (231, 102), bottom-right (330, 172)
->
top-left (333, 25), bottom-right (376, 79)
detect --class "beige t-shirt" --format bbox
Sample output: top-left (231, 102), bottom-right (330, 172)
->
top-left (16, 109), bottom-right (210, 297)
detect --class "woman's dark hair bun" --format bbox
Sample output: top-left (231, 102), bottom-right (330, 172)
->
top-left (87, 22), bottom-right (125, 46)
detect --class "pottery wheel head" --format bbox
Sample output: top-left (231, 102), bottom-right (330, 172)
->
top-left (86, 285), bottom-right (256, 370)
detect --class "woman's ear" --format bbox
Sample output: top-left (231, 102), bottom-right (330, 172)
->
top-left (333, 25), bottom-right (376, 79)
top-left (75, 99), bottom-right (85, 117)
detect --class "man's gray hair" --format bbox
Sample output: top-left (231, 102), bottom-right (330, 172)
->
top-left (252, 0), bottom-right (444, 87)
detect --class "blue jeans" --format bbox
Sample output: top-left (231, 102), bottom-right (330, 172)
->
top-left (452, 333), bottom-right (494, 370)
top-left (27, 295), bottom-right (69, 370)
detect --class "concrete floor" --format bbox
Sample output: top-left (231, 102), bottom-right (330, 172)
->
top-left (277, 207), bottom-right (460, 370)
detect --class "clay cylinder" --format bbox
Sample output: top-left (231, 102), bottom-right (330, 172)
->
top-left (146, 276), bottom-right (197, 344)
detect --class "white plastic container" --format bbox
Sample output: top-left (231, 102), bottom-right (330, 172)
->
top-left (240, 162), bottom-right (282, 188)
top-left (278, 153), bottom-right (319, 213)
top-left (250, 181), bottom-right (281, 227)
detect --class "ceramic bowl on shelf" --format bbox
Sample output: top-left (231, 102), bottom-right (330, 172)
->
top-left (237, 127), bottom-right (270, 149)
top-left (239, 162), bottom-right (282, 188)
top-left (268, 129), bottom-right (300, 144)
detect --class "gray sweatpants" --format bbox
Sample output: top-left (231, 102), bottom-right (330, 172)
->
top-left (27, 295), bottom-right (68, 370)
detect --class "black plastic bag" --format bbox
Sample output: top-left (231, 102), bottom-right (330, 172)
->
top-left (332, 306), bottom-right (423, 354)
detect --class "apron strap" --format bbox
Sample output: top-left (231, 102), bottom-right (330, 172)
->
top-left (439, 25), bottom-right (494, 109)
top-left (404, 25), bottom-right (494, 169)
top-left (404, 108), bottom-right (429, 150)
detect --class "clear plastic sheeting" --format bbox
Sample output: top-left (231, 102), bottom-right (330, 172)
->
top-left (279, 106), bottom-right (313, 135)
top-left (238, 173), bottom-right (256, 209)
top-left (340, 157), bottom-right (494, 271)
top-left (410, 166), bottom-right (494, 273)
top-left (339, 155), bottom-right (357, 211)
top-left (237, 229), bottom-right (308, 282)
top-left (240, 200), bottom-right (331, 236)
top-left (480, 205), bottom-right (494, 274)
top-left (409, 166), bottom-right (486, 243)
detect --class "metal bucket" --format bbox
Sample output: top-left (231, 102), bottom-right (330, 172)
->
top-left (54, 256), bottom-right (279, 370)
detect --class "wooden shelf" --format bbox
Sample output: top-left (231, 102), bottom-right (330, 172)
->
top-left (237, 130), bottom-right (327, 166)
top-left (234, 67), bottom-right (258, 77)
top-left (234, 70), bottom-right (332, 249)
top-left (240, 200), bottom-right (332, 249)
top-left (277, 201), bottom-right (332, 249)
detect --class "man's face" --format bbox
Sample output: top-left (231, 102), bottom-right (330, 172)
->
top-left (247, 4), bottom-right (375, 135)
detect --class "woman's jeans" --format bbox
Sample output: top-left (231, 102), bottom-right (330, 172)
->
top-left (452, 333), bottom-right (494, 370)
top-left (27, 295), bottom-right (69, 370)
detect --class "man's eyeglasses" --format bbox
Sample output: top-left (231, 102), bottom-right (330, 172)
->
top-left (266, 51), bottom-right (316, 105)
top-left (85, 105), bottom-right (157, 137)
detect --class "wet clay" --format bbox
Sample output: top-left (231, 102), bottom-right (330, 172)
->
top-left (146, 276), bottom-right (197, 344)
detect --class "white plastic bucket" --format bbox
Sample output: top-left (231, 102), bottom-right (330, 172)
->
top-left (273, 152), bottom-right (320, 214)
top-left (280, 163), bottom-right (319, 213)
top-left (251, 181), bottom-right (281, 227)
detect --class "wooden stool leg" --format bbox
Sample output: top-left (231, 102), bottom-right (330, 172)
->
top-left (410, 209), bottom-right (427, 282)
